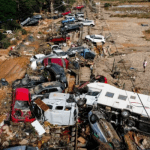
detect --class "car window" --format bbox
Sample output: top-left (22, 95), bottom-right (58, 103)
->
top-left (39, 89), bottom-right (49, 94)
top-left (65, 107), bottom-right (71, 111)
top-left (118, 95), bottom-right (127, 100)
top-left (47, 105), bottom-right (53, 109)
top-left (95, 37), bottom-right (102, 40)
top-left (14, 100), bottom-right (29, 110)
top-left (55, 106), bottom-right (63, 110)
top-left (105, 92), bottom-right (114, 98)
top-left (90, 35), bottom-right (95, 38)
top-left (87, 91), bottom-right (100, 96)
top-left (49, 88), bottom-right (58, 92)
top-left (33, 56), bottom-right (37, 59)
top-left (74, 109), bottom-right (77, 121)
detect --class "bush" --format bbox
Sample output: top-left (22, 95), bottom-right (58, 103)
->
top-left (0, 32), bottom-right (6, 40)
top-left (21, 29), bottom-right (27, 35)
top-left (1, 20), bottom-right (21, 31)
top-left (38, 31), bottom-right (42, 34)
top-left (1, 38), bottom-right (11, 49)
top-left (2, 41), bottom-right (11, 49)
top-left (104, 3), bottom-right (111, 8)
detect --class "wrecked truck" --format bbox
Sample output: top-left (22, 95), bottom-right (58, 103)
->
top-left (81, 82), bottom-right (150, 135)
top-left (32, 93), bottom-right (78, 126)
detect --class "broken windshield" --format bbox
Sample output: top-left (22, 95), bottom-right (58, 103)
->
top-left (14, 100), bottom-right (29, 110)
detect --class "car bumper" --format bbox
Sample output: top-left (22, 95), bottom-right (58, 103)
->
top-left (11, 115), bottom-right (35, 123)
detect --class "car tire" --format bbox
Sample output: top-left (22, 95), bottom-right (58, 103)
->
top-left (80, 24), bottom-right (83, 28)
top-left (121, 110), bottom-right (130, 118)
top-left (90, 24), bottom-right (94, 27)
top-left (90, 114), bottom-right (98, 124)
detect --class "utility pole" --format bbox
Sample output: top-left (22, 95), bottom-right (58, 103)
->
top-left (51, 0), bottom-right (54, 33)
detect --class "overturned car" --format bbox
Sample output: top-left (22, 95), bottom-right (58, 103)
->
top-left (43, 63), bottom-right (68, 88)
top-left (12, 75), bottom-right (48, 89)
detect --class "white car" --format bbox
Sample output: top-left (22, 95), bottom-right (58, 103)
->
top-left (65, 14), bottom-right (75, 19)
top-left (77, 17), bottom-right (88, 21)
top-left (85, 34), bottom-right (105, 44)
top-left (30, 54), bottom-right (45, 62)
top-left (76, 12), bottom-right (84, 17)
top-left (80, 20), bottom-right (95, 27)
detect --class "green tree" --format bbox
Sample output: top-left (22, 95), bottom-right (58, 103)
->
top-left (0, 0), bottom-right (17, 21)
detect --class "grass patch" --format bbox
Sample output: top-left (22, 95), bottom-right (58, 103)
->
top-left (145, 29), bottom-right (150, 34)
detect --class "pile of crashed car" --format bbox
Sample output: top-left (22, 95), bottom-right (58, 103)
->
top-left (2, 8), bottom-right (150, 150)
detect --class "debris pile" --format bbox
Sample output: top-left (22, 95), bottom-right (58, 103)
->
top-left (1, 1), bottom-right (150, 150)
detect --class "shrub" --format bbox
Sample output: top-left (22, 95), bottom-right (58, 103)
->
top-left (104, 3), bottom-right (111, 8)
top-left (2, 41), bottom-right (11, 49)
top-left (0, 32), bottom-right (6, 40)
top-left (1, 20), bottom-right (21, 31)
top-left (22, 29), bottom-right (27, 35)
top-left (38, 31), bottom-right (42, 34)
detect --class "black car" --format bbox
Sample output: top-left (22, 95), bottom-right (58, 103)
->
top-left (60, 24), bottom-right (81, 33)
top-left (43, 63), bottom-right (68, 88)
top-left (12, 75), bottom-right (48, 89)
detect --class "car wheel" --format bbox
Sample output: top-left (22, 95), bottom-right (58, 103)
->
top-left (121, 110), bottom-right (130, 118)
top-left (90, 24), bottom-right (94, 27)
top-left (90, 114), bottom-right (98, 124)
top-left (80, 24), bottom-right (83, 28)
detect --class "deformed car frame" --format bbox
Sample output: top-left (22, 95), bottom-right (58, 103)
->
top-left (43, 63), bottom-right (68, 88)
top-left (32, 93), bottom-right (78, 126)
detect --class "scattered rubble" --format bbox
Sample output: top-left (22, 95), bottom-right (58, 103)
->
top-left (1, 1), bottom-right (150, 150)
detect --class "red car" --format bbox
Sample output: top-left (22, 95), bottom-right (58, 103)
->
top-left (43, 58), bottom-right (69, 69)
top-left (50, 36), bottom-right (70, 43)
top-left (75, 5), bottom-right (84, 9)
top-left (62, 11), bottom-right (71, 16)
top-left (11, 88), bottom-right (35, 123)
